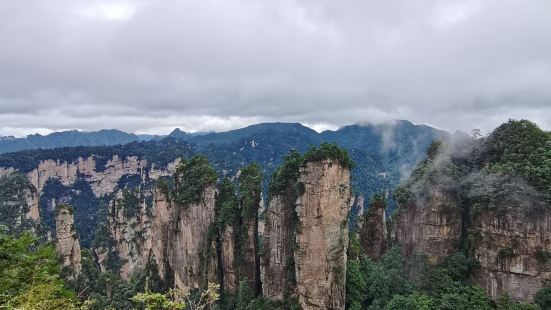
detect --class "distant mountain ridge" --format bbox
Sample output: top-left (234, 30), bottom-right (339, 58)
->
top-left (0, 129), bottom-right (145, 154)
top-left (0, 121), bottom-right (446, 155)
top-left (0, 127), bottom-right (218, 154)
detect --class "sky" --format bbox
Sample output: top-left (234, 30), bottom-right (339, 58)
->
top-left (0, 0), bottom-right (550, 136)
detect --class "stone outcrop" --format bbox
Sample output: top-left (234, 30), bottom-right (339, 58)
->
top-left (358, 196), bottom-right (387, 261)
top-left (55, 204), bottom-right (82, 279)
top-left (471, 207), bottom-right (551, 302)
top-left (105, 189), bottom-right (153, 279)
top-left (25, 188), bottom-right (40, 224)
top-left (353, 195), bottom-right (365, 228)
top-left (0, 156), bottom-right (180, 198)
top-left (393, 184), bottom-right (462, 264)
top-left (239, 216), bottom-right (260, 293)
top-left (79, 151), bottom-right (353, 307)
top-left (169, 186), bottom-right (217, 289)
top-left (150, 187), bottom-right (172, 280)
top-left (294, 159), bottom-right (351, 310)
top-left (392, 176), bottom-right (551, 302)
top-left (261, 188), bottom-right (297, 301)
top-left (0, 172), bottom-right (41, 233)
top-left (220, 225), bottom-right (238, 294)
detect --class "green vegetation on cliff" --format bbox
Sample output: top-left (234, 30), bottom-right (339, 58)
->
top-left (269, 143), bottom-right (353, 197)
top-left (216, 178), bottom-right (239, 229)
top-left (0, 172), bottom-right (39, 234)
top-left (384, 119), bottom-right (551, 309)
top-left (345, 247), bottom-right (539, 309)
top-left (173, 155), bottom-right (217, 205)
top-left (239, 163), bottom-right (262, 219)
top-left (482, 120), bottom-right (551, 197)
top-left (395, 119), bottom-right (551, 211)
top-left (302, 142), bottom-right (354, 169)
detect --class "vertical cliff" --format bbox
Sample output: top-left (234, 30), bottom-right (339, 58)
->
top-left (169, 155), bottom-right (218, 289)
top-left (392, 150), bottom-right (463, 264)
top-left (261, 187), bottom-right (297, 301)
top-left (237, 163), bottom-right (262, 295)
top-left (55, 204), bottom-right (82, 279)
top-left (261, 145), bottom-right (353, 309)
top-left (0, 172), bottom-right (41, 234)
top-left (169, 185), bottom-right (217, 288)
top-left (220, 225), bottom-right (238, 294)
top-left (217, 178), bottom-right (239, 296)
top-left (105, 189), bottom-right (153, 279)
top-left (150, 185), bottom-right (171, 280)
top-left (358, 194), bottom-right (387, 261)
top-left (391, 121), bottom-right (551, 303)
top-left (294, 158), bottom-right (351, 310)
top-left (470, 206), bottom-right (551, 301)
top-left (262, 150), bottom-right (302, 302)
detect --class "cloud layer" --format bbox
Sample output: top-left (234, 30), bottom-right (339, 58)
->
top-left (1, 0), bottom-right (550, 136)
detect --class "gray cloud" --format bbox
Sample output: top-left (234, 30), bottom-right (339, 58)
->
top-left (0, 0), bottom-right (550, 136)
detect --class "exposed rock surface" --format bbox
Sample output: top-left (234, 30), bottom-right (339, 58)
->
top-left (471, 207), bottom-right (551, 302)
top-left (220, 225), bottom-right (238, 294)
top-left (0, 156), bottom-right (179, 197)
top-left (392, 181), bottom-right (551, 302)
top-left (393, 184), bottom-right (462, 264)
top-left (169, 186), bottom-right (217, 289)
top-left (239, 213), bottom-right (261, 295)
top-left (55, 204), bottom-right (82, 279)
top-left (150, 187), bottom-right (171, 279)
top-left (105, 190), bottom-right (153, 279)
top-left (261, 189), bottom-right (297, 301)
top-left (358, 196), bottom-right (387, 261)
top-left (0, 172), bottom-right (41, 233)
top-left (25, 188), bottom-right (40, 223)
top-left (294, 160), bottom-right (351, 310)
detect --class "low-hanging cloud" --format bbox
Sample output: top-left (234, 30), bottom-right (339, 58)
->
top-left (0, 0), bottom-right (550, 136)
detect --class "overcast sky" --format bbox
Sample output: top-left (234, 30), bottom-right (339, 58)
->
top-left (0, 0), bottom-right (550, 136)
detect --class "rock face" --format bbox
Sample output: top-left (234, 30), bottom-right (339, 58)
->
top-left (169, 186), bottom-right (217, 289)
top-left (294, 160), bottom-right (351, 310)
top-left (0, 172), bottom-right (41, 233)
top-left (471, 207), bottom-right (551, 302)
top-left (0, 156), bottom-right (179, 198)
top-left (393, 184), bottom-right (462, 264)
top-left (358, 196), bottom-right (387, 261)
top-left (220, 225), bottom-right (238, 294)
top-left (150, 187), bottom-right (172, 280)
top-left (240, 216), bottom-right (260, 292)
top-left (25, 188), bottom-right (40, 224)
top-left (55, 204), bottom-right (82, 279)
top-left (261, 188), bottom-right (297, 301)
top-left (392, 180), bottom-right (551, 302)
top-left (105, 190), bottom-right (153, 279)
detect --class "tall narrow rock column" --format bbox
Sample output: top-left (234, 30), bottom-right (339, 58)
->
top-left (168, 155), bottom-right (218, 289)
top-left (150, 186), bottom-right (171, 280)
top-left (262, 187), bottom-right (297, 300)
top-left (170, 186), bottom-right (217, 289)
top-left (294, 159), bottom-right (352, 310)
top-left (358, 194), bottom-right (387, 261)
top-left (55, 204), bottom-right (82, 279)
top-left (237, 163), bottom-right (262, 295)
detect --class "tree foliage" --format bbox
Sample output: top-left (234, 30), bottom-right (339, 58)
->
top-left (239, 163), bottom-right (262, 219)
top-left (302, 142), bottom-right (354, 169)
top-left (0, 227), bottom-right (84, 308)
top-left (173, 155), bottom-right (217, 205)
